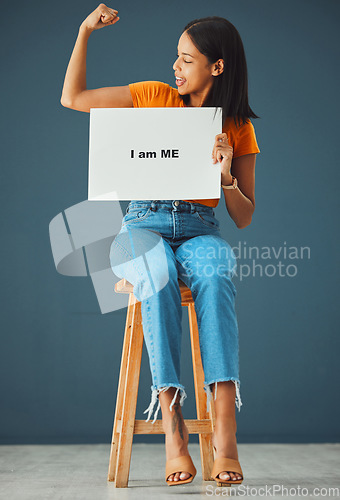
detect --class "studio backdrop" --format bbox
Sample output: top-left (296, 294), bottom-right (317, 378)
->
top-left (0, 0), bottom-right (339, 444)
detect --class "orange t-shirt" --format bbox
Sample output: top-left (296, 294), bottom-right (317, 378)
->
top-left (129, 80), bottom-right (260, 208)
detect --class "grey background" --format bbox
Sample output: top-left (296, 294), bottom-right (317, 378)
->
top-left (0, 0), bottom-right (339, 444)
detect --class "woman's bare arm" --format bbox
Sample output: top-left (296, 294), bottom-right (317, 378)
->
top-left (222, 154), bottom-right (256, 229)
top-left (212, 134), bottom-right (256, 229)
top-left (60, 4), bottom-right (133, 112)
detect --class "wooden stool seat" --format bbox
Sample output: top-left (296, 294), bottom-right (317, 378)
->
top-left (107, 278), bottom-right (216, 487)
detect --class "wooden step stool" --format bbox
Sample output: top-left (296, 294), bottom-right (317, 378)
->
top-left (107, 278), bottom-right (216, 487)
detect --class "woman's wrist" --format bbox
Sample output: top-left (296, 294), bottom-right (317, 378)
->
top-left (79, 23), bottom-right (94, 36)
top-left (221, 173), bottom-right (233, 186)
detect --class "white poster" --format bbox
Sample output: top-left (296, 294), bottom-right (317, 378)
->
top-left (88, 107), bottom-right (222, 201)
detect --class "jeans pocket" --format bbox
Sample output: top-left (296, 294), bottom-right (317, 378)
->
top-left (194, 211), bottom-right (220, 229)
top-left (122, 207), bottom-right (152, 226)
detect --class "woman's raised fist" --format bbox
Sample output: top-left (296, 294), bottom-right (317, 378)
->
top-left (80, 4), bottom-right (119, 32)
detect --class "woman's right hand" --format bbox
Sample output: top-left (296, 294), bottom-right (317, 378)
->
top-left (80, 4), bottom-right (119, 33)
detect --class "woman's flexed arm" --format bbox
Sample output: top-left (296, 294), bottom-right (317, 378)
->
top-left (60, 4), bottom-right (132, 112)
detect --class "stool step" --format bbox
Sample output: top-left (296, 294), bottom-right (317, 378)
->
top-left (115, 418), bottom-right (213, 435)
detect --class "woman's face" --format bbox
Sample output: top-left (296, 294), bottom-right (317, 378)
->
top-left (173, 31), bottom-right (219, 106)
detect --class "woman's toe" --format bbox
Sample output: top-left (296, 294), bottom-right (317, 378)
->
top-left (229, 471), bottom-right (243, 480)
top-left (167, 470), bottom-right (191, 482)
top-left (180, 472), bottom-right (191, 480)
top-left (218, 471), bottom-right (230, 480)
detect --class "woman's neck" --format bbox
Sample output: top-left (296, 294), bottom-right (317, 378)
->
top-left (188, 88), bottom-right (211, 108)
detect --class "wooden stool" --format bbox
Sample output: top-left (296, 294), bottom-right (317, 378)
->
top-left (107, 278), bottom-right (216, 487)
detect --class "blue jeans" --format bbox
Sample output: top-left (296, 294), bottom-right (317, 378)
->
top-left (109, 200), bottom-right (242, 423)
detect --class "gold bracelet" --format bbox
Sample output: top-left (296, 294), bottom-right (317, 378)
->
top-left (221, 176), bottom-right (238, 189)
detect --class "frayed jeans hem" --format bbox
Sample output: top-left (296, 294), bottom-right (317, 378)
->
top-left (144, 384), bottom-right (187, 424)
top-left (204, 378), bottom-right (242, 413)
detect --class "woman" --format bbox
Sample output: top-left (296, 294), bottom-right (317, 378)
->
top-left (61, 4), bottom-right (260, 487)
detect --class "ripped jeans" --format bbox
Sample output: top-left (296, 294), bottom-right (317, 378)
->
top-left (109, 200), bottom-right (242, 423)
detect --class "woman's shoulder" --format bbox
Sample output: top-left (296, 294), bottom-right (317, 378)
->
top-left (223, 116), bottom-right (255, 132)
top-left (223, 117), bottom-right (260, 158)
top-left (129, 80), bottom-right (171, 94)
top-left (129, 81), bottom-right (181, 107)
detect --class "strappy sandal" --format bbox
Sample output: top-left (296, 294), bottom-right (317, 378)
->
top-left (211, 456), bottom-right (243, 487)
top-left (165, 454), bottom-right (197, 486)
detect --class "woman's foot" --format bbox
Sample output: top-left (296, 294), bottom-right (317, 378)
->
top-left (210, 381), bottom-right (243, 482)
top-left (212, 416), bottom-right (243, 482)
top-left (160, 389), bottom-right (193, 483)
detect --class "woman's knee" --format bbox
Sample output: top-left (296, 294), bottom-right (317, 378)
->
top-left (110, 228), bottom-right (178, 297)
top-left (177, 235), bottom-right (237, 280)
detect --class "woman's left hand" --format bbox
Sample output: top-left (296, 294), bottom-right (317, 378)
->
top-left (212, 133), bottom-right (233, 180)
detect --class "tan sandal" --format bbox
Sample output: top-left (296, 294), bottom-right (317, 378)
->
top-left (211, 456), bottom-right (243, 487)
top-left (165, 454), bottom-right (197, 486)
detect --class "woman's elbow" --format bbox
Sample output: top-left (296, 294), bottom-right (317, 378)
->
top-left (60, 96), bottom-right (72, 108)
top-left (236, 217), bottom-right (252, 229)
top-left (236, 205), bottom-right (255, 229)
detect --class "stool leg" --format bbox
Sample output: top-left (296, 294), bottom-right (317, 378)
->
top-left (107, 292), bottom-right (136, 482)
top-left (115, 296), bottom-right (144, 487)
top-left (115, 297), bottom-right (144, 487)
top-left (107, 293), bottom-right (144, 487)
top-left (188, 303), bottom-right (215, 481)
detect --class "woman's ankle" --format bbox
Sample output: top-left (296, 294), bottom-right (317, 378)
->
top-left (160, 389), bottom-right (182, 428)
top-left (163, 413), bottom-right (189, 460)
top-left (214, 414), bottom-right (237, 434)
top-left (162, 401), bottom-right (187, 433)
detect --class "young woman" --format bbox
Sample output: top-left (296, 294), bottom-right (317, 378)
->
top-left (61, 4), bottom-right (260, 487)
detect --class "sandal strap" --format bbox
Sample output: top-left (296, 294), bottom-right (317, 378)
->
top-left (211, 457), bottom-right (243, 479)
top-left (166, 455), bottom-right (197, 480)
